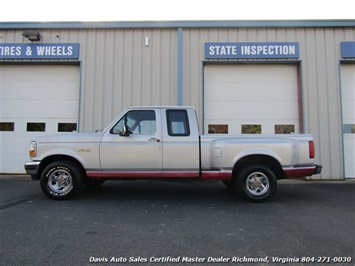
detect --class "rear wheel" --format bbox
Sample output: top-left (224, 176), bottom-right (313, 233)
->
top-left (235, 164), bottom-right (277, 202)
top-left (40, 161), bottom-right (83, 200)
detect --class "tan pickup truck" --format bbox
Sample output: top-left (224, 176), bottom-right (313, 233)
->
top-left (25, 106), bottom-right (322, 202)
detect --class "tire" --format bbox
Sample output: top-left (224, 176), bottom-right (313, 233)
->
top-left (235, 164), bottom-right (277, 203)
top-left (40, 161), bottom-right (83, 200)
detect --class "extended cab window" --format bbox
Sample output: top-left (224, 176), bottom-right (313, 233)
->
top-left (166, 110), bottom-right (190, 136)
top-left (111, 110), bottom-right (156, 135)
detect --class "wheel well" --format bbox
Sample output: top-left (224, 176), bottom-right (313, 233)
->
top-left (233, 155), bottom-right (285, 180)
top-left (38, 155), bottom-right (86, 178)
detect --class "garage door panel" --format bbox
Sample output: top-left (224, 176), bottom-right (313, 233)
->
top-left (204, 64), bottom-right (299, 135)
top-left (2, 136), bottom-right (29, 154)
top-left (205, 83), bottom-right (297, 102)
top-left (3, 82), bottom-right (79, 100)
top-left (342, 84), bottom-right (355, 97)
top-left (0, 154), bottom-right (29, 174)
top-left (3, 65), bottom-right (79, 82)
top-left (205, 65), bottom-right (297, 83)
top-left (340, 64), bottom-right (355, 178)
top-left (1, 65), bottom-right (79, 173)
top-left (343, 135), bottom-right (354, 177)
top-left (3, 100), bottom-right (79, 118)
top-left (205, 101), bottom-right (299, 120)
top-left (206, 118), bottom-right (299, 134)
top-left (342, 106), bottom-right (354, 123)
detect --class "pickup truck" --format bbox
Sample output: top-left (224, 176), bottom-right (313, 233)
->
top-left (25, 106), bottom-right (322, 202)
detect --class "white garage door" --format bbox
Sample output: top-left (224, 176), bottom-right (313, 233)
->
top-left (204, 64), bottom-right (299, 135)
top-left (0, 65), bottom-right (80, 173)
top-left (340, 64), bottom-right (355, 178)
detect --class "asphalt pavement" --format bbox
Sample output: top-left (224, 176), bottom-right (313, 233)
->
top-left (0, 175), bottom-right (354, 266)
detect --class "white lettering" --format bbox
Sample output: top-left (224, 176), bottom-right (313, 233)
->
top-left (241, 45), bottom-right (296, 56)
top-left (289, 45), bottom-right (295, 55)
top-left (89, 257), bottom-right (108, 263)
top-left (67, 46), bottom-right (73, 55)
top-left (209, 45), bottom-right (237, 56)
top-left (209, 46), bottom-right (215, 55)
top-left (214, 45), bottom-right (221, 55)
top-left (36, 45), bottom-right (74, 56)
top-left (0, 46), bottom-right (22, 56)
top-left (208, 256), bottom-right (231, 263)
top-left (110, 257), bottom-right (127, 262)
top-left (220, 46), bottom-right (226, 55)
top-left (36, 46), bottom-right (45, 55)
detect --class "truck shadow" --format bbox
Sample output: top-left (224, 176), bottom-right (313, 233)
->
top-left (79, 179), bottom-right (353, 205)
top-left (80, 180), bottom-right (242, 203)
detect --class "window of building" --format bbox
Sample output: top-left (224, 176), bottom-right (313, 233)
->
top-left (58, 123), bottom-right (77, 132)
top-left (27, 122), bottom-right (45, 132)
top-left (343, 124), bottom-right (355, 134)
top-left (242, 124), bottom-right (262, 134)
top-left (275, 124), bottom-right (295, 134)
top-left (0, 122), bottom-right (15, 131)
top-left (208, 124), bottom-right (228, 134)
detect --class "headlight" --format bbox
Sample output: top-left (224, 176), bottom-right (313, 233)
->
top-left (29, 141), bottom-right (37, 157)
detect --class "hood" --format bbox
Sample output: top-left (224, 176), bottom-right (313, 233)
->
top-left (35, 132), bottom-right (104, 144)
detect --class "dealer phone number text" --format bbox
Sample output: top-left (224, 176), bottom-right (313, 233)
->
top-left (300, 257), bottom-right (352, 263)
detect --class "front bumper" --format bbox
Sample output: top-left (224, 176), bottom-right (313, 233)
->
top-left (24, 161), bottom-right (41, 180)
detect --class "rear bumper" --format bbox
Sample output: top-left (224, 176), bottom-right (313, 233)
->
top-left (283, 164), bottom-right (322, 178)
top-left (314, 164), bottom-right (322, 175)
top-left (24, 161), bottom-right (41, 180)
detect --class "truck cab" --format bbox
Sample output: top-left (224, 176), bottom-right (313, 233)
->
top-left (94, 107), bottom-right (200, 178)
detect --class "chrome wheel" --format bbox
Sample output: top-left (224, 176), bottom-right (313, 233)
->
top-left (41, 161), bottom-right (83, 200)
top-left (246, 171), bottom-right (270, 196)
top-left (47, 169), bottom-right (73, 195)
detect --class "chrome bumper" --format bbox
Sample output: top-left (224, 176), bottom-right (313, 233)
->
top-left (24, 161), bottom-right (41, 180)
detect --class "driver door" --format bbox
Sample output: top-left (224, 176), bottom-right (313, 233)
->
top-left (99, 109), bottom-right (163, 177)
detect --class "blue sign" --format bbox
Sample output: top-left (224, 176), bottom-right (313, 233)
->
top-left (0, 43), bottom-right (79, 59)
top-left (205, 42), bottom-right (299, 59)
top-left (341, 42), bottom-right (355, 58)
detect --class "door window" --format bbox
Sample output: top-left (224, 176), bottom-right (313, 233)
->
top-left (111, 110), bottom-right (156, 135)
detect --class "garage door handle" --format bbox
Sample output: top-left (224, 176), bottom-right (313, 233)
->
top-left (148, 138), bottom-right (160, 142)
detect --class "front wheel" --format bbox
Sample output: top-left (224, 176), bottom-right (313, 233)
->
top-left (235, 164), bottom-right (277, 202)
top-left (40, 161), bottom-right (83, 200)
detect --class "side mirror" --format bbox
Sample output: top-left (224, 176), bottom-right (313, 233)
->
top-left (119, 125), bottom-right (132, 136)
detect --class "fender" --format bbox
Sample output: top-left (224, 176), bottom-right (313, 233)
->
top-left (233, 148), bottom-right (283, 167)
top-left (36, 147), bottom-right (101, 170)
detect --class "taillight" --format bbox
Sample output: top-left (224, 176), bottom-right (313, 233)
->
top-left (309, 140), bottom-right (315, 159)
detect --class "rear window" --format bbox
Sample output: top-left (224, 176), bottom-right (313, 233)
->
top-left (166, 110), bottom-right (190, 136)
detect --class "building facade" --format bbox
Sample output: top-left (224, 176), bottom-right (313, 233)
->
top-left (0, 20), bottom-right (354, 179)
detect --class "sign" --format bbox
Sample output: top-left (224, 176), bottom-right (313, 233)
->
top-left (0, 43), bottom-right (79, 59)
top-left (205, 42), bottom-right (299, 59)
top-left (341, 42), bottom-right (355, 58)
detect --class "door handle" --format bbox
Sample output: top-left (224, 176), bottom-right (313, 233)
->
top-left (148, 138), bottom-right (160, 142)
